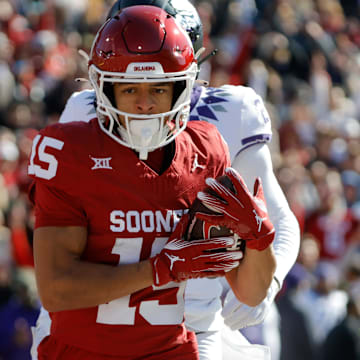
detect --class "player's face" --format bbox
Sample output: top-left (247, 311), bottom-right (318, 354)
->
top-left (113, 82), bottom-right (174, 127)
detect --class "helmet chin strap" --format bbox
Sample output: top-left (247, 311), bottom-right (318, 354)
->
top-left (118, 118), bottom-right (169, 160)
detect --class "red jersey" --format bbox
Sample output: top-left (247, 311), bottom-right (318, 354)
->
top-left (28, 118), bottom-right (230, 358)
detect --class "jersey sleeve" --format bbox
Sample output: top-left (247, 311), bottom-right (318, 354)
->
top-left (59, 89), bottom-right (97, 124)
top-left (33, 182), bottom-right (87, 228)
top-left (232, 86), bottom-right (272, 154)
top-left (28, 124), bottom-right (87, 228)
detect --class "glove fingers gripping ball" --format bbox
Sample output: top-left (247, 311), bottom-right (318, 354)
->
top-left (186, 174), bottom-right (245, 253)
top-left (196, 168), bottom-right (275, 251)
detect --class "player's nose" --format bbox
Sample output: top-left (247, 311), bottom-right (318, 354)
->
top-left (135, 93), bottom-right (155, 114)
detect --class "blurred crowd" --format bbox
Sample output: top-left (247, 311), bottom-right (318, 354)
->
top-left (0, 0), bottom-right (359, 359)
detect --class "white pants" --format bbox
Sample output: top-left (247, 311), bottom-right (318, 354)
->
top-left (196, 331), bottom-right (223, 360)
top-left (221, 325), bottom-right (271, 360)
top-left (195, 326), bottom-right (270, 360)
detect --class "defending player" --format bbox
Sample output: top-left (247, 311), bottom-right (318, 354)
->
top-left (29, 6), bottom-right (276, 359)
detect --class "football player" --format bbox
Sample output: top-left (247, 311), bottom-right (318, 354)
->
top-left (29, 6), bottom-right (276, 360)
top-left (31, 1), bottom-right (299, 360)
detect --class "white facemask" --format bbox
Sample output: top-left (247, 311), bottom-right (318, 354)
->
top-left (89, 62), bottom-right (197, 160)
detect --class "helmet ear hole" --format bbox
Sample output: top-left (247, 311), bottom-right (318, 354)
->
top-left (172, 80), bottom-right (186, 107)
top-left (103, 83), bottom-right (116, 107)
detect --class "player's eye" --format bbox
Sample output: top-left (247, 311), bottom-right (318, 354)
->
top-left (154, 88), bottom-right (165, 94)
top-left (123, 87), bottom-right (136, 94)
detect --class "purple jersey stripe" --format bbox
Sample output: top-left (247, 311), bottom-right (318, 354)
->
top-left (242, 134), bottom-right (272, 145)
top-left (235, 134), bottom-right (272, 157)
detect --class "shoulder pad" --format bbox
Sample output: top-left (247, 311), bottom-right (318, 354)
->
top-left (190, 85), bottom-right (272, 159)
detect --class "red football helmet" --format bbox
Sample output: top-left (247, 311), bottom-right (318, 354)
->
top-left (88, 5), bottom-right (197, 159)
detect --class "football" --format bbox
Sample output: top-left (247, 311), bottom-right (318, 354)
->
top-left (186, 175), bottom-right (245, 252)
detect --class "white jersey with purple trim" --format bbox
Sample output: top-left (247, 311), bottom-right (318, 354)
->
top-left (59, 89), bottom-right (97, 124)
top-left (59, 85), bottom-right (272, 161)
top-left (189, 85), bottom-right (272, 160)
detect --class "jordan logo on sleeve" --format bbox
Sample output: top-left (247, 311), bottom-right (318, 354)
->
top-left (90, 156), bottom-right (113, 170)
top-left (191, 153), bottom-right (206, 172)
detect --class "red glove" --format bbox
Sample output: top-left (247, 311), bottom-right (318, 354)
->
top-left (149, 214), bottom-right (243, 286)
top-left (196, 167), bottom-right (275, 251)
